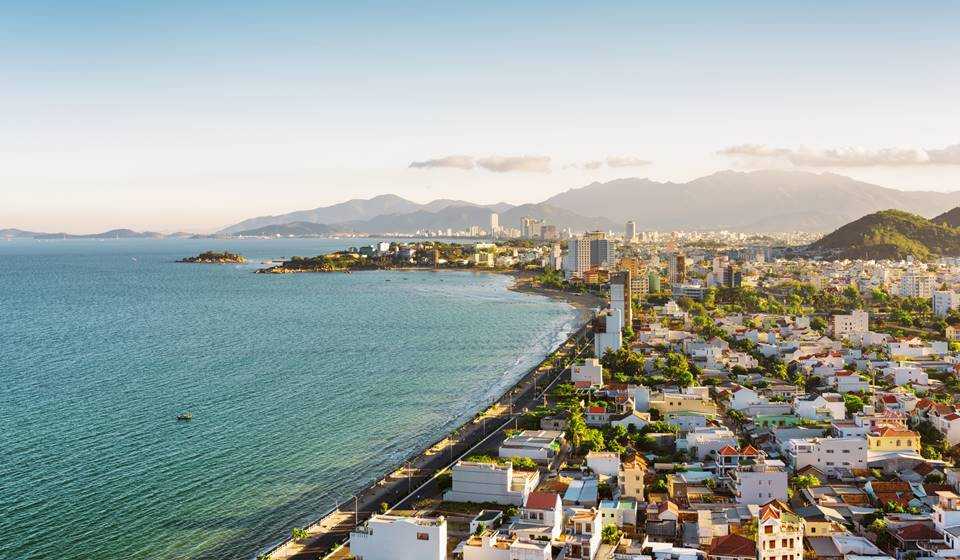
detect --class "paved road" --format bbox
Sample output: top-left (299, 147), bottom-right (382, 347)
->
top-left (265, 324), bottom-right (594, 560)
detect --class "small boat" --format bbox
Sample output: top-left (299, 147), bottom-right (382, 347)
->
top-left (176, 412), bottom-right (193, 421)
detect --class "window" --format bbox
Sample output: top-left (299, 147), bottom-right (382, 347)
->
top-left (417, 532), bottom-right (430, 541)
top-left (811, 527), bottom-right (816, 534)
top-left (765, 526), bottom-right (773, 534)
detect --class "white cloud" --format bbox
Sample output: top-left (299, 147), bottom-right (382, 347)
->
top-left (718, 143), bottom-right (960, 167)
top-left (605, 155), bottom-right (652, 168)
top-left (476, 155), bottom-right (551, 173)
top-left (408, 155), bottom-right (475, 170)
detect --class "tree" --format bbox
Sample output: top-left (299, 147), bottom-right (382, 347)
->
top-left (844, 394), bottom-right (864, 415)
top-left (601, 524), bottom-right (623, 545)
top-left (511, 457), bottom-right (538, 471)
top-left (810, 316), bottom-right (829, 333)
top-left (291, 527), bottom-right (309, 542)
top-left (791, 474), bottom-right (820, 490)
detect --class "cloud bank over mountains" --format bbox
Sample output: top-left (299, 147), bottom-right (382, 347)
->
top-left (719, 143), bottom-right (960, 167)
top-left (410, 154), bottom-right (651, 173)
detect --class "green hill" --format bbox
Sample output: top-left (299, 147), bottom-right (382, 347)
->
top-left (808, 209), bottom-right (960, 260)
top-left (932, 206), bottom-right (960, 228)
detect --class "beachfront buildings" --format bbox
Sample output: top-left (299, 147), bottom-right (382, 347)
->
top-left (594, 308), bottom-right (623, 358)
top-left (499, 430), bottom-right (564, 464)
top-left (571, 358), bottom-right (604, 387)
top-left (349, 514), bottom-right (447, 560)
top-left (444, 461), bottom-right (540, 506)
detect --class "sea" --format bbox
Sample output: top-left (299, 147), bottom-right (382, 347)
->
top-left (0, 238), bottom-right (581, 560)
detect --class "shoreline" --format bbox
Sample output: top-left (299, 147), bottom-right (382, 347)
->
top-left (258, 277), bottom-right (598, 560)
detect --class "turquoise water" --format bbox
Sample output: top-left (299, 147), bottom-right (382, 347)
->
top-left (0, 239), bottom-right (578, 560)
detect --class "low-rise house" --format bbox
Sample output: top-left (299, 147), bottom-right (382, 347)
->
top-left (619, 455), bottom-right (646, 501)
top-left (561, 507), bottom-right (602, 560)
top-left (498, 430), bottom-right (563, 463)
top-left (933, 490), bottom-right (960, 550)
top-left (586, 451), bottom-right (620, 478)
top-left (684, 426), bottom-right (738, 460)
top-left (665, 411), bottom-right (711, 432)
top-left (469, 510), bottom-right (503, 535)
top-left (882, 363), bottom-right (929, 387)
top-left (563, 477), bottom-right (599, 508)
top-left (786, 437), bottom-right (867, 477)
top-left (444, 461), bottom-right (539, 506)
top-left (350, 514), bottom-right (447, 560)
top-left (794, 505), bottom-right (846, 537)
top-left (650, 390), bottom-right (718, 416)
top-left (833, 371), bottom-right (870, 394)
top-left (866, 427), bottom-right (920, 454)
top-left (460, 531), bottom-right (551, 560)
top-left (572, 359), bottom-right (604, 387)
top-left (864, 481), bottom-right (914, 509)
top-left (705, 533), bottom-right (756, 560)
top-left (794, 393), bottom-right (846, 422)
top-left (756, 500), bottom-right (804, 560)
top-left (516, 492), bottom-right (563, 539)
top-left (727, 385), bottom-right (764, 411)
top-left (599, 497), bottom-right (638, 529)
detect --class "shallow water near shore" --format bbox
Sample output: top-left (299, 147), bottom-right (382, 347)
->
top-left (0, 238), bottom-right (579, 560)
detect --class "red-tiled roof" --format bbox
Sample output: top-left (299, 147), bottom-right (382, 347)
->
top-left (708, 534), bottom-right (757, 558)
top-left (740, 445), bottom-right (761, 456)
top-left (525, 492), bottom-right (559, 510)
top-left (895, 523), bottom-right (941, 541)
top-left (587, 406), bottom-right (607, 414)
top-left (881, 395), bottom-right (898, 404)
top-left (718, 445), bottom-right (739, 456)
top-left (874, 427), bottom-right (918, 438)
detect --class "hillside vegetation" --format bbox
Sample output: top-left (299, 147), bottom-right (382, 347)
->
top-left (808, 209), bottom-right (960, 260)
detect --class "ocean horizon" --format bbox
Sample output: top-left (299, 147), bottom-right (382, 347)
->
top-left (0, 238), bottom-right (580, 559)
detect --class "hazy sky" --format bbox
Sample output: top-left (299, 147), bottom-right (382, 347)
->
top-left (3, 0), bottom-right (960, 232)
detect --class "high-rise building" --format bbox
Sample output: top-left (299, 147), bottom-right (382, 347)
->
top-left (521, 217), bottom-right (545, 239)
top-left (584, 231), bottom-right (611, 268)
top-left (625, 221), bottom-right (636, 242)
top-left (489, 212), bottom-right (500, 236)
top-left (722, 265), bottom-right (742, 288)
top-left (900, 271), bottom-right (935, 298)
top-left (610, 270), bottom-right (633, 328)
top-left (648, 269), bottom-right (661, 293)
top-left (617, 257), bottom-right (649, 299)
top-left (540, 224), bottom-right (558, 240)
top-left (668, 253), bottom-right (686, 284)
top-left (562, 237), bottom-right (591, 279)
top-left (934, 290), bottom-right (960, 317)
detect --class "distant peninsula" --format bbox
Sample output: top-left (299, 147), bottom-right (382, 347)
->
top-left (178, 251), bottom-right (247, 264)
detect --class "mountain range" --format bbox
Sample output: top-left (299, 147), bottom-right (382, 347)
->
top-left (218, 170), bottom-right (960, 235)
top-left (7, 170), bottom-right (960, 238)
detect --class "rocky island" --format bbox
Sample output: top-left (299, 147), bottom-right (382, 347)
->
top-left (178, 251), bottom-right (247, 264)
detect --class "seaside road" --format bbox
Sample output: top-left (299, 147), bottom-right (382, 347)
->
top-left (264, 323), bottom-right (594, 560)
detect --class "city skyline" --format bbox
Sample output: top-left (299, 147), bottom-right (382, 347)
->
top-left (3, 0), bottom-right (960, 232)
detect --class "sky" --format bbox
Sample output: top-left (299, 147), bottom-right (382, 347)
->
top-left (2, 0), bottom-right (959, 233)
